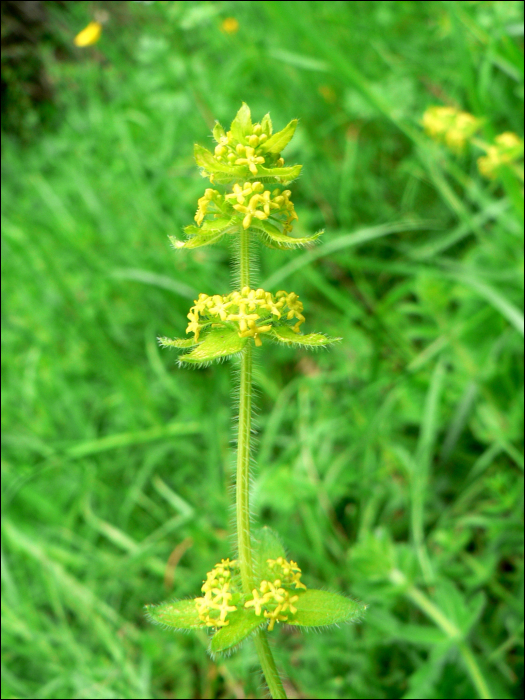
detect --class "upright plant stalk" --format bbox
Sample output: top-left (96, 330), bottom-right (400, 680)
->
top-left (148, 104), bottom-right (363, 700)
top-left (236, 339), bottom-right (253, 595)
top-left (236, 224), bottom-right (254, 595)
top-left (253, 631), bottom-right (287, 699)
top-left (236, 225), bottom-right (286, 698)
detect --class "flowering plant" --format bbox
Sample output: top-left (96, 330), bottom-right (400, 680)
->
top-left (146, 105), bottom-right (366, 698)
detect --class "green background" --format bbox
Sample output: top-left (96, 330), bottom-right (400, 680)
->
top-left (1, 1), bottom-right (523, 698)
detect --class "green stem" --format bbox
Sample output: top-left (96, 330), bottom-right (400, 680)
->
top-left (239, 225), bottom-right (251, 290)
top-left (237, 339), bottom-right (253, 594)
top-left (236, 225), bottom-right (287, 700)
top-left (253, 630), bottom-right (287, 699)
top-left (459, 643), bottom-right (492, 700)
top-left (407, 584), bottom-right (492, 699)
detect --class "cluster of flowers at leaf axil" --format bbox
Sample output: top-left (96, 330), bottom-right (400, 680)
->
top-left (194, 556), bottom-right (307, 631)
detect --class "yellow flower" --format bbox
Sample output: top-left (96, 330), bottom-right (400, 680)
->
top-left (243, 559), bottom-right (307, 630)
top-left (422, 105), bottom-right (481, 152)
top-left (225, 303), bottom-right (260, 333)
top-left (477, 131), bottom-right (524, 180)
top-left (184, 288), bottom-right (307, 344)
top-left (195, 560), bottom-right (239, 628)
top-left (267, 557), bottom-right (307, 589)
top-left (221, 17), bottom-right (239, 34)
top-left (194, 189), bottom-right (219, 226)
top-left (74, 21), bottom-right (102, 47)
top-left (244, 588), bottom-right (268, 616)
top-left (234, 146), bottom-right (266, 175)
top-left (263, 605), bottom-right (289, 631)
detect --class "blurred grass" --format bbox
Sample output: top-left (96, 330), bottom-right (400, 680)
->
top-left (1, 1), bottom-right (523, 698)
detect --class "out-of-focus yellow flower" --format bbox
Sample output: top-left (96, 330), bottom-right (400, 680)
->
top-left (221, 17), bottom-right (239, 34)
top-left (422, 105), bottom-right (481, 152)
top-left (477, 132), bottom-right (524, 180)
top-left (74, 21), bottom-right (102, 47)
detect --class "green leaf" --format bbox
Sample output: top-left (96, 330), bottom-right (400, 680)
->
top-left (184, 218), bottom-right (235, 238)
top-left (260, 112), bottom-right (273, 136)
top-left (252, 527), bottom-right (287, 580)
top-left (461, 591), bottom-right (486, 635)
top-left (259, 119), bottom-right (297, 154)
top-left (252, 220), bottom-right (323, 248)
top-left (230, 103), bottom-right (253, 143)
top-left (403, 645), bottom-right (452, 699)
top-left (289, 589), bottom-right (367, 627)
top-left (169, 232), bottom-right (226, 249)
top-left (158, 336), bottom-right (198, 349)
top-left (201, 217), bottom-right (235, 232)
top-left (180, 327), bottom-right (247, 365)
top-left (210, 609), bottom-right (263, 654)
top-left (193, 144), bottom-right (249, 178)
top-left (145, 599), bottom-right (205, 630)
top-left (193, 144), bottom-right (302, 184)
top-left (212, 121), bottom-right (226, 143)
top-left (256, 163), bottom-right (302, 184)
top-left (269, 326), bottom-right (341, 347)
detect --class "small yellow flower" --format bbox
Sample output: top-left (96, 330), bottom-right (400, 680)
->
top-left (74, 21), bottom-right (102, 47)
top-left (221, 17), bottom-right (239, 34)
top-left (235, 146), bottom-right (266, 175)
top-left (477, 131), bottom-right (524, 180)
top-left (225, 304), bottom-right (260, 333)
top-left (263, 605), bottom-right (288, 631)
top-left (422, 105), bottom-right (481, 152)
top-left (195, 189), bottom-right (219, 226)
top-left (494, 132), bottom-right (522, 150)
top-left (245, 588), bottom-right (268, 616)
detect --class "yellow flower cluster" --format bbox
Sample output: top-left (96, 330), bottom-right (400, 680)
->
top-left (267, 557), bottom-right (307, 589)
top-left (422, 105), bottom-right (481, 151)
top-left (244, 557), bottom-right (307, 631)
top-left (214, 122), bottom-right (282, 175)
top-left (226, 182), bottom-right (297, 230)
top-left (194, 559), bottom-right (238, 628)
top-left (186, 287), bottom-right (306, 345)
top-left (193, 182), bottom-right (297, 232)
top-left (477, 132), bottom-right (524, 180)
top-left (194, 188), bottom-right (220, 226)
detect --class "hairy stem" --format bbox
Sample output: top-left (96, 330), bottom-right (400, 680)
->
top-left (254, 630), bottom-right (287, 699)
top-left (237, 339), bottom-right (253, 594)
top-left (236, 225), bottom-right (287, 699)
